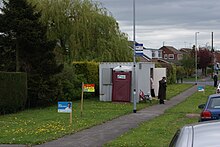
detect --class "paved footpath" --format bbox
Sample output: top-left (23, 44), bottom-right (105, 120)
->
top-left (1, 85), bottom-right (198, 147)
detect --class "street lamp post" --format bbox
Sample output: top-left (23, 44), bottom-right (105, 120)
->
top-left (133, 0), bottom-right (136, 113)
top-left (195, 32), bottom-right (199, 85)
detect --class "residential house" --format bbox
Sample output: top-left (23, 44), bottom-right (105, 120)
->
top-left (214, 51), bottom-right (220, 63)
top-left (212, 51), bottom-right (220, 71)
top-left (129, 41), bottom-right (171, 64)
top-left (143, 48), bottom-right (162, 59)
top-left (179, 48), bottom-right (194, 58)
top-left (137, 47), bottom-right (165, 62)
top-left (159, 46), bottom-right (183, 64)
top-left (129, 41), bottom-right (152, 62)
top-left (180, 48), bottom-right (193, 54)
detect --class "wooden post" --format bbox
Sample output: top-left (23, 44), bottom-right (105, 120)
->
top-left (70, 110), bottom-right (72, 125)
top-left (81, 82), bottom-right (84, 117)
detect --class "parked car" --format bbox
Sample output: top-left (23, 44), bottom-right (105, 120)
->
top-left (198, 94), bottom-right (220, 122)
top-left (169, 120), bottom-right (220, 147)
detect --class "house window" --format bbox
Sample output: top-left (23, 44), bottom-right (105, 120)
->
top-left (169, 54), bottom-right (174, 59)
top-left (152, 51), bottom-right (155, 58)
top-left (158, 51), bottom-right (162, 58)
top-left (164, 54), bottom-right (167, 59)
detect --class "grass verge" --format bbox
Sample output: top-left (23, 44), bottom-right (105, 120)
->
top-left (104, 85), bottom-right (215, 147)
top-left (0, 84), bottom-right (193, 145)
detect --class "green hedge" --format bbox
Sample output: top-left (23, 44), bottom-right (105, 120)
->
top-left (0, 72), bottom-right (27, 114)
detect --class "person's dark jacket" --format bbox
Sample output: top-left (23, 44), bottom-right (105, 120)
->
top-left (158, 79), bottom-right (167, 100)
top-left (214, 75), bottom-right (218, 87)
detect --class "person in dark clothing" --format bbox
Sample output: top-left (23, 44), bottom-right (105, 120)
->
top-left (158, 77), bottom-right (167, 104)
top-left (213, 73), bottom-right (218, 87)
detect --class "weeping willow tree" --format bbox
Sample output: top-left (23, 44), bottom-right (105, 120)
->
top-left (28, 0), bottom-right (132, 63)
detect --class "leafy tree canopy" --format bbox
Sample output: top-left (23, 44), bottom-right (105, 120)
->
top-left (198, 48), bottom-right (213, 76)
top-left (0, 0), bottom-right (63, 107)
top-left (28, 0), bottom-right (133, 63)
top-left (198, 48), bottom-right (213, 69)
top-left (180, 48), bottom-right (195, 77)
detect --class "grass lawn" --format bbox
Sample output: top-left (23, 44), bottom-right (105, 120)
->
top-left (0, 84), bottom-right (193, 145)
top-left (166, 83), bottom-right (193, 100)
top-left (104, 85), bottom-right (216, 147)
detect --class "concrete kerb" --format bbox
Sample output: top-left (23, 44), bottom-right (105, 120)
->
top-left (1, 85), bottom-right (198, 147)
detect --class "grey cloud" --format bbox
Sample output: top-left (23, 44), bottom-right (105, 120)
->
top-left (98, 0), bottom-right (220, 48)
top-left (0, 1), bottom-right (3, 8)
top-left (99, 0), bottom-right (220, 26)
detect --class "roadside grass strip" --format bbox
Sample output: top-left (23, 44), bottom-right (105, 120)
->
top-left (105, 86), bottom-right (215, 147)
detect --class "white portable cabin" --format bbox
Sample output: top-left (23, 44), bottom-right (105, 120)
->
top-left (99, 62), bottom-right (157, 102)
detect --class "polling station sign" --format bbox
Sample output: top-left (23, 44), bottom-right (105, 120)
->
top-left (83, 84), bottom-right (95, 92)
top-left (197, 86), bottom-right (205, 92)
top-left (58, 102), bottom-right (72, 113)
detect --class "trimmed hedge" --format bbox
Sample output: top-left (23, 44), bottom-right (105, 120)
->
top-left (0, 72), bottom-right (27, 114)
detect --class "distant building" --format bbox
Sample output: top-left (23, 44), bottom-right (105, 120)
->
top-left (129, 41), bottom-right (151, 62)
top-left (129, 42), bottom-right (182, 66)
top-left (159, 46), bottom-right (183, 64)
top-left (213, 51), bottom-right (220, 65)
top-left (180, 48), bottom-right (192, 54)
top-left (143, 48), bottom-right (162, 59)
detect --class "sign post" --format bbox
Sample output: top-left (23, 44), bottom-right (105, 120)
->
top-left (70, 111), bottom-right (72, 124)
top-left (58, 101), bottom-right (72, 124)
top-left (81, 82), bottom-right (84, 117)
top-left (81, 83), bottom-right (95, 117)
top-left (197, 86), bottom-right (205, 95)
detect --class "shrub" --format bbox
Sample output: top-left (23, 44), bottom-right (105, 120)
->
top-left (57, 62), bottom-right (99, 101)
top-left (157, 63), bottom-right (176, 84)
top-left (0, 72), bottom-right (27, 114)
top-left (176, 66), bottom-right (185, 83)
top-left (72, 61), bottom-right (99, 97)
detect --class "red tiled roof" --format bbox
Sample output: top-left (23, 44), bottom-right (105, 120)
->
top-left (180, 48), bottom-right (192, 53)
top-left (160, 46), bottom-right (182, 54)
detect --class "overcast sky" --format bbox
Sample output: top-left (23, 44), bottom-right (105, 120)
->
top-left (0, 1), bottom-right (2, 8)
top-left (1, 0), bottom-right (220, 49)
top-left (97, 0), bottom-right (220, 49)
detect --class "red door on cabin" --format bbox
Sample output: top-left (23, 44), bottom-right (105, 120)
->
top-left (112, 71), bottom-right (131, 102)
